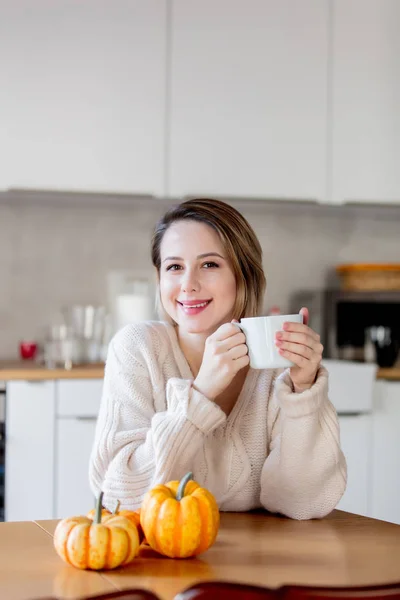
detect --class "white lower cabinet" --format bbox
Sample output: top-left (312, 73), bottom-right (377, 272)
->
top-left (55, 417), bottom-right (97, 519)
top-left (337, 381), bottom-right (400, 524)
top-left (54, 379), bottom-right (103, 519)
top-left (336, 414), bottom-right (372, 517)
top-left (370, 381), bottom-right (400, 525)
top-left (5, 381), bottom-right (56, 521)
top-left (5, 378), bottom-right (103, 521)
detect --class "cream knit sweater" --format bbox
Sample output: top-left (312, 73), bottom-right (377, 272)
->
top-left (89, 321), bottom-right (347, 520)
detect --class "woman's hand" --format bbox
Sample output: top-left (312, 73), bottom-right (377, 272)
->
top-left (193, 322), bottom-right (249, 400)
top-left (275, 307), bottom-right (323, 393)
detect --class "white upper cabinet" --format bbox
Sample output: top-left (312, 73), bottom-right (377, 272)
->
top-left (168, 0), bottom-right (329, 201)
top-left (0, 1), bottom-right (166, 195)
top-left (332, 0), bottom-right (400, 204)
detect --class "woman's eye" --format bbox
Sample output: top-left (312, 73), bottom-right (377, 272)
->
top-left (166, 262), bottom-right (218, 271)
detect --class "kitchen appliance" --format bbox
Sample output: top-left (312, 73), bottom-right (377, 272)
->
top-left (107, 270), bottom-right (156, 334)
top-left (290, 289), bottom-right (400, 365)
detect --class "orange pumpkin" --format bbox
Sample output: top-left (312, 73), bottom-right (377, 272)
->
top-left (86, 507), bottom-right (110, 520)
top-left (140, 472), bottom-right (220, 558)
top-left (54, 492), bottom-right (140, 570)
top-left (87, 502), bottom-right (145, 544)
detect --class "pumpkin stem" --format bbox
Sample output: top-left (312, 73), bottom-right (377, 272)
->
top-left (113, 500), bottom-right (121, 515)
top-left (176, 472), bottom-right (193, 501)
top-left (94, 491), bottom-right (104, 525)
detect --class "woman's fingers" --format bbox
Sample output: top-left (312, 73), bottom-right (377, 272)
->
top-left (220, 330), bottom-right (247, 351)
top-left (276, 330), bottom-right (323, 353)
top-left (228, 343), bottom-right (249, 360)
top-left (277, 341), bottom-right (323, 363)
top-left (282, 321), bottom-right (320, 341)
top-left (278, 347), bottom-right (310, 368)
top-left (212, 322), bottom-right (237, 339)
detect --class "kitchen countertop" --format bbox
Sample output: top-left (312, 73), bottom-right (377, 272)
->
top-left (377, 367), bottom-right (400, 380)
top-left (1, 361), bottom-right (400, 381)
top-left (0, 361), bottom-right (105, 380)
top-left (1, 510), bottom-right (399, 600)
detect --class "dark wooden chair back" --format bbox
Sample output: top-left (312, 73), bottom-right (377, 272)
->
top-left (281, 582), bottom-right (400, 599)
top-left (175, 581), bottom-right (400, 600)
top-left (35, 581), bottom-right (400, 600)
top-left (175, 581), bottom-right (278, 599)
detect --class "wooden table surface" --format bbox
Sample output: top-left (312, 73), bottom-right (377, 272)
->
top-left (1, 510), bottom-right (399, 600)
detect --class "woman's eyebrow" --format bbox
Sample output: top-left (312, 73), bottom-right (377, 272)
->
top-left (163, 252), bottom-right (226, 262)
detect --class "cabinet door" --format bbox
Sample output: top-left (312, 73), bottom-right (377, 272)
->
top-left (370, 381), bottom-right (400, 524)
top-left (332, 0), bottom-right (400, 204)
top-left (5, 381), bottom-right (55, 521)
top-left (55, 379), bottom-right (102, 518)
top-left (169, 0), bottom-right (329, 201)
top-left (0, 1), bottom-right (166, 195)
top-left (336, 415), bottom-right (372, 517)
top-left (57, 379), bottom-right (103, 418)
top-left (55, 417), bottom-right (97, 518)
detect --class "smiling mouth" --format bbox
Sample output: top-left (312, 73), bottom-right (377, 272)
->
top-left (177, 300), bottom-right (212, 309)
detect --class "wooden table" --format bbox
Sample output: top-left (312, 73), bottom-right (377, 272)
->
top-left (1, 511), bottom-right (399, 600)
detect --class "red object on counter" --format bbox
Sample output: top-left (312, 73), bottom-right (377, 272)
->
top-left (19, 341), bottom-right (38, 360)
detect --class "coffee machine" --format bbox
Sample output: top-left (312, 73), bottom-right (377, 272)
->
top-left (290, 289), bottom-right (400, 367)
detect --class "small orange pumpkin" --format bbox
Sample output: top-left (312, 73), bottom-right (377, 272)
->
top-left (86, 507), bottom-right (110, 520)
top-left (140, 472), bottom-right (220, 558)
top-left (54, 492), bottom-right (140, 570)
top-left (87, 501), bottom-right (145, 545)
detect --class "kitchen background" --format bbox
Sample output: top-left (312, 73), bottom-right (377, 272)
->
top-left (1, 0), bottom-right (400, 527)
top-left (0, 199), bottom-right (400, 359)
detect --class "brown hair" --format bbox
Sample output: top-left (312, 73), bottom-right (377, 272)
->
top-left (151, 198), bottom-right (266, 321)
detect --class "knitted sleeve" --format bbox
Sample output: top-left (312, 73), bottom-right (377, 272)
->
top-left (260, 366), bottom-right (347, 520)
top-left (88, 326), bottom-right (226, 511)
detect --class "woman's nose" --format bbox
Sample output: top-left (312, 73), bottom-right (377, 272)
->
top-left (181, 269), bottom-right (199, 292)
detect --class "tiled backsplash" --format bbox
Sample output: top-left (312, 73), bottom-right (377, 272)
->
top-left (1, 197), bottom-right (399, 359)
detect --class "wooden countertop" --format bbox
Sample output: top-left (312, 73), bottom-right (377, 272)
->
top-left (376, 367), bottom-right (400, 380)
top-left (0, 361), bottom-right (105, 380)
top-left (1, 510), bottom-right (399, 600)
top-left (1, 361), bottom-right (399, 381)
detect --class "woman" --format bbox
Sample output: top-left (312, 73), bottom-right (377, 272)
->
top-left (89, 199), bottom-right (347, 520)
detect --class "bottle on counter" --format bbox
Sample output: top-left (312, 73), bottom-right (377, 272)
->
top-left (364, 327), bottom-right (377, 364)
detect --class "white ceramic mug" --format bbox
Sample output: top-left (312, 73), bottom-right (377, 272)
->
top-left (237, 314), bottom-right (304, 369)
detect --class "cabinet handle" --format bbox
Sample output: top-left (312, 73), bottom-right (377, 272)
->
top-left (75, 416), bottom-right (97, 421)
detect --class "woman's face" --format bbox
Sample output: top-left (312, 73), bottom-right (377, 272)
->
top-left (159, 220), bottom-right (237, 335)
